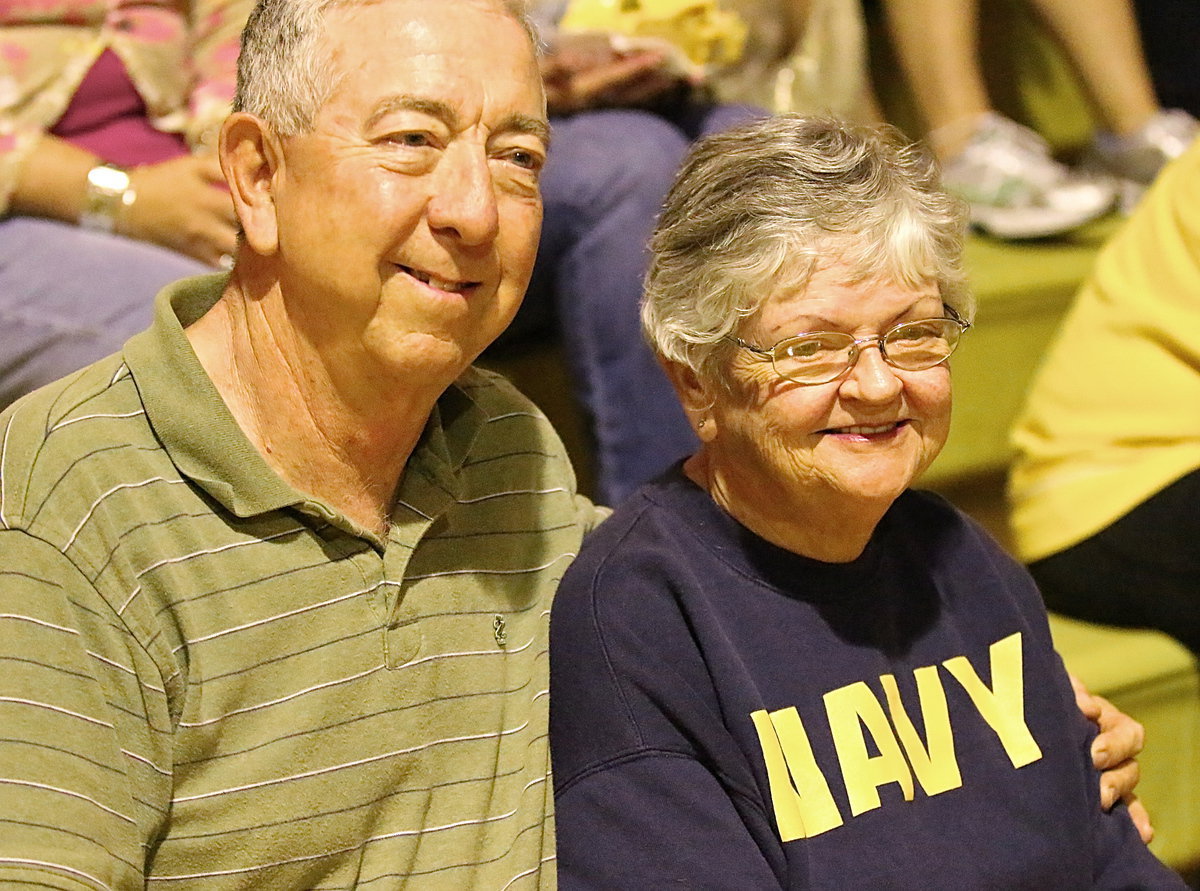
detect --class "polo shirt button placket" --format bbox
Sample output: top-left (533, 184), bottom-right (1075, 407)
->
top-left (384, 618), bottom-right (420, 669)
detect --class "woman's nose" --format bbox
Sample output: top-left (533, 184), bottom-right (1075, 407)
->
top-left (842, 343), bottom-right (903, 400)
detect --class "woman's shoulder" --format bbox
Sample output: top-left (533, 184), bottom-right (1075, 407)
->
top-left (571, 466), bottom-right (716, 567)
top-left (558, 471), bottom-right (703, 609)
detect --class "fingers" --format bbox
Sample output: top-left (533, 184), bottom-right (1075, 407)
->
top-left (1073, 674), bottom-right (1151, 838)
top-left (1125, 796), bottom-right (1155, 845)
top-left (1069, 672), bottom-right (1102, 720)
top-left (1098, 758), bottom-right (1140, 810)
top-left (546, 50), bottom-right (681, 113)
top-left (570, 52), bottom-right (670, 100)
top-left (123, 157), bottom-right (238, 265)
top-left (1090, 694), bottom-right (1145, 769)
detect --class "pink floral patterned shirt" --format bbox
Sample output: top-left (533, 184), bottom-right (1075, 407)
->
top-left (0, 0), bottom-right (249, 214)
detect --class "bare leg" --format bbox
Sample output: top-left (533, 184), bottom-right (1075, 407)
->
top-left (1027, 0), bottom-right (1159, 135)
top-left (880, 0), bottom-right (991, 158)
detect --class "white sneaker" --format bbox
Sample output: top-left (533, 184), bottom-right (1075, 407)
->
top-left (1085, 108), bottom-right (1200, 211)
top-left (939, 113), bottom-right (1115, 240)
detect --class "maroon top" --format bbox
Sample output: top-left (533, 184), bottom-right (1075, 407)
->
top-left (51, 48), bottom-right (189, 166)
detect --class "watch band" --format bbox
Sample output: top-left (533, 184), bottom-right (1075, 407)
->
top-left (80, 163), bottom-right (136, 233)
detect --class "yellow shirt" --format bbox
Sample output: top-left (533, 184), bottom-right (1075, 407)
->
top-left (1008, 140), bottom-right (1200, 562)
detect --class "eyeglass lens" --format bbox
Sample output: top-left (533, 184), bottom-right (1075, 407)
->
top-left (773, 319), bottom-right (963, 384)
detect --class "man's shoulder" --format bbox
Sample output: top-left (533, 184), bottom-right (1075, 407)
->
top-left (456, 364), bottom-right (544, 417)
top-left (451, 364), bottom-right (609, 530)
top-left (0, 354), bottom-right (173, 542)
top-left (454, 364), bottom-right (572, 470)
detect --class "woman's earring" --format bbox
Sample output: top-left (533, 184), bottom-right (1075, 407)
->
top-left (697, 419), bottom-right (707, 429)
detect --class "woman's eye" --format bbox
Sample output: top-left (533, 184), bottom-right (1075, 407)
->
top-left (785, 338), bottom-right (837, 360)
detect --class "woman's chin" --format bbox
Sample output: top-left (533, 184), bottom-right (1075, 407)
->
top-left (815, 447), bottom-right (931, 503)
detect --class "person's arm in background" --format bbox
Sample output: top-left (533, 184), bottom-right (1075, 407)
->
top-left (540, 32), bottom-right (692, 115)
top-left (186, 0), bottom-right (246, 154)
top-left (9, 133), bottom-right (237, 266)
top-left (2, 0), bottom-right (249, 266)
top-left (528, 0), bottom-right (696, 116)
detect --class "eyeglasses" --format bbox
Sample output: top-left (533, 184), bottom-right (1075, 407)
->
top-left (730, 309), bottom-right (971, 386)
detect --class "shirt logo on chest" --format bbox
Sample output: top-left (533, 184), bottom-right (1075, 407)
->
top-left (750, 631), bottom-right (1043, 841)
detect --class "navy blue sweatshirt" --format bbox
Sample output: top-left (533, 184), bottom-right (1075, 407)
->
top-left (550, 468), bottom-right (1183, 889)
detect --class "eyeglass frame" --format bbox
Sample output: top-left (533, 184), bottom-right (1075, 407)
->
top-left (728, 305), bottom-right (972, 386)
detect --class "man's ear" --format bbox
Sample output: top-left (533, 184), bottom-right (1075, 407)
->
top-left (661, 357), bottom-right (718, 441)
top-left (219, 112), bottom-right (284, 256)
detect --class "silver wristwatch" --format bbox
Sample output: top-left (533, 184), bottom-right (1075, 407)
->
top-left (80, 163), bottom-right (136, 233)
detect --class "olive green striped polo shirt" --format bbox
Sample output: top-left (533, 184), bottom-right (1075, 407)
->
top-left (0, 274), bottom-right (606, 889)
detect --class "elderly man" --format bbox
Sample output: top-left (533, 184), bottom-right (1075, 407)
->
top-left (0, 0), bottom-right (602, 885)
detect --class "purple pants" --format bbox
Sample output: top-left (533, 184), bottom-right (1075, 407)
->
top-left (0, 216), bottom-right (207, 408)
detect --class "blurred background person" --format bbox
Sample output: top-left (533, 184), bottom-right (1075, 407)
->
top-left (1009, 139), bottom-right (1200, 657)
top-left (513, 0), bottom-right (881, 503)
top-left (1131, 0), bottom-right (1200, 121)
top-left (0, 0), bottom-right (244, 407)
top-left (878, 0), bottom-right (1198, 239)
top-left (505, 0), bottom-right (761, 504)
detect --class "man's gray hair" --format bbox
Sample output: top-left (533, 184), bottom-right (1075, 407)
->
top-left (234, 0), bottom-right (539, 136)
top-left (642, 115), bottom-right (973, 384)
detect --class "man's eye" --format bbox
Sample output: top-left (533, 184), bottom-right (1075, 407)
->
top-left (391, 131), bottom-right (432, 147)
top-left (503, 148), bottom-right (544, 172)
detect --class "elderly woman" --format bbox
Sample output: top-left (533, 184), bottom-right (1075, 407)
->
top-left (549, 117), bottom-right (1182, 888)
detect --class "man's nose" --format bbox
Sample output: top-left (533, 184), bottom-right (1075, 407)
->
top-left (427, 147), bottom-right (500, 246)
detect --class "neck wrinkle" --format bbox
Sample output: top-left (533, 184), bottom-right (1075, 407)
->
top-left (185, 271), bottom-right (439, 537)
top-left (685, 448), bottom-right (884, 564)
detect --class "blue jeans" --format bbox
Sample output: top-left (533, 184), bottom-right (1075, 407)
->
top-left (0, 216), bottom-right (208, 408)
top-left (517, 103), bottom-right (762, 504)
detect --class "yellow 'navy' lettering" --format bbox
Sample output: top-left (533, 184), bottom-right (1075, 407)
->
top-left (750, 708), bottom-right (844, 841)
top-left (826, 681), bottom-right (915, 816)
top-left (881, 666), bottom-right (963, 796)
top-left (942, 632), bottom-right (1042, 768)
top-left (752, 632), bottom-right (1042, 841)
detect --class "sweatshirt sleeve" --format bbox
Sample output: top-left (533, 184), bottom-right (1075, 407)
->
top-left (1090, 795), bottom-right (1188, 889)
top-left (555, 752), bottom-right (781, 889)
top-left (549, 513), bottom-right (786, 889)
top-left (978, 520), bottom-right (1185, 888)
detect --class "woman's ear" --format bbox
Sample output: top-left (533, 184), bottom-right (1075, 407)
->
top-left (661, 358), bottom-right (718, 441)
top-left (219, 112), bottom-right (284, 256)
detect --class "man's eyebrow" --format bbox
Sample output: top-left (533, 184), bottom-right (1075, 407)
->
top-left (498, 113), bottom-right (551, 147)
top-left (365, 95), bottom-right (458, 132)
top-left (364, 96), bottom-right (550, 146)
